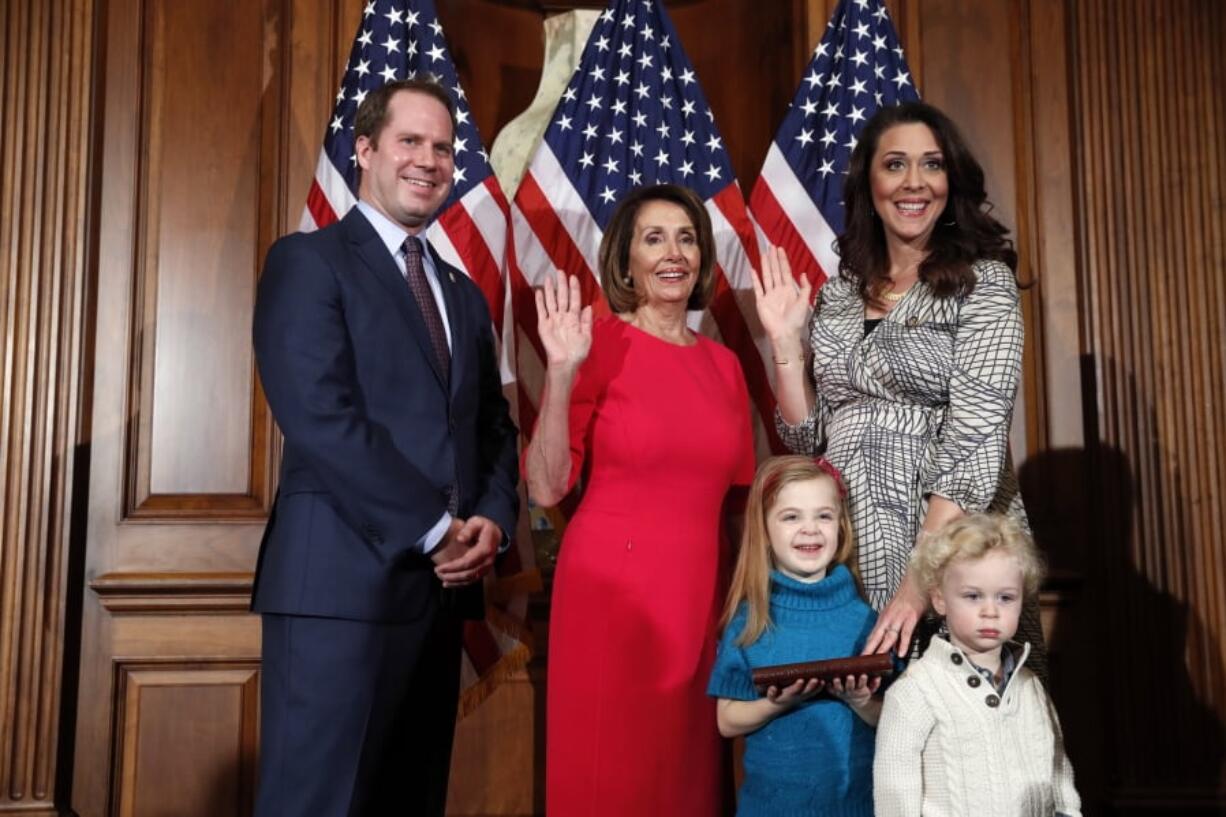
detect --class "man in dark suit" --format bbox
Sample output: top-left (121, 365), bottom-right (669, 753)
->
top-left (251, 79), bottom-right (518, 817)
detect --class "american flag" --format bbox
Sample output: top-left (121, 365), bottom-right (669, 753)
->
top-left (300, 0), bottom-right (514, 383)
top-left (509, 0), bottom-right (778, 450)
top-left (298, 0), bottom-right (533, 715)
top-left (749, 0), bottom-right (919, 287)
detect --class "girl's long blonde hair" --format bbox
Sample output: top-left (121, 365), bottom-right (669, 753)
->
top-left (721, 455), bottom-right (861, 646)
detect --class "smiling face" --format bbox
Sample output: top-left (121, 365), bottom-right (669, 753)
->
top-left (869, 122), bottom-right (949, 251)
top-left (625, 200), bottom-right (701, 308)
top-left (356, 89), bottom-right (454, 234)
top-left (931, 549), bottom-right (1024, 664)
top-left (766, 477), bottom-right (842, 584)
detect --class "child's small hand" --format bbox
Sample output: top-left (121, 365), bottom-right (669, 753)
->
top-left (829, 674), bottom-right (882, 709)
top-left (765, 677), bottom-right (824, 708)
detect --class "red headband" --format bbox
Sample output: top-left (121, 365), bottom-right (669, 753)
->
top-left (814, 457), bottom-right (848, 499)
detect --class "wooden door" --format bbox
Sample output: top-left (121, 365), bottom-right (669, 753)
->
top-left (70, 0), bottom-right (342, 813)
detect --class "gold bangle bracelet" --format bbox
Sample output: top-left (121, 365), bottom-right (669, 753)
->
top-left (772, 356), bottom-right (790, 366)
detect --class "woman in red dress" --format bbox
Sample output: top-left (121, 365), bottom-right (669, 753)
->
top-left (524, 184), bottom-right (756, 815)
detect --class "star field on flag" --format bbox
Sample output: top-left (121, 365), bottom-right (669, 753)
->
top-left (750, 0), bottom-right (920, 285)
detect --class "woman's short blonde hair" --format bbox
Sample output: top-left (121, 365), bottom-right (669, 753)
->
top-left (910, 513), bottom-right (1045, 599)
top-left (598, 184), bottom-right (716, 314)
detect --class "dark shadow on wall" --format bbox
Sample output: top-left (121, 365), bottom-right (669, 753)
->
top-left (55, 442), bottom-right (91, 817)
top-left (1021, 356), bottom-right (1225, 816)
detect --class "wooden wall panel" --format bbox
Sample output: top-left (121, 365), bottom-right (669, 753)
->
top-left (1069, 0), bottom-right (1226, 810)
top-left (140, 1), bottom-right (264, 496)
top-left (0, 0), bottom-right (95, 814)
top-left (914, 0), bottom-right (1040, 463)
top-left (122, 0), bottom-right (277, 518)
top-left (112, 664), bottom-right (259, 817)
top-left (1016, 0), bottom-right (1084, 456)
top-left (914, 0), bottom-right (1019, 250)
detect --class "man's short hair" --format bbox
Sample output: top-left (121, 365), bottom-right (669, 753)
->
top-left (353, 79), bottom-right (457, 148)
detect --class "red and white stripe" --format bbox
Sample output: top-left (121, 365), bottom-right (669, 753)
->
top-left (300, 152), bottom-right (357, 233)
top-left (749, 142), bottom-right (841, 289)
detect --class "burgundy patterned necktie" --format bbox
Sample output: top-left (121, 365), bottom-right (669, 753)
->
top-left (402, 236), bottom-right (458, 514)
top-left (401, 236), bottom-right (450, 383)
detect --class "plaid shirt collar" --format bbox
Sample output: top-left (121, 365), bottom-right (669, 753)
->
top-left (938, 634), bottom-right (1020, 694)
top-left (966, 642), bottom-right (1018, 693)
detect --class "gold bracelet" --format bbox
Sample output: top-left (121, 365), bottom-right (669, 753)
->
top-left (772, 355), bottom-right (793, 365)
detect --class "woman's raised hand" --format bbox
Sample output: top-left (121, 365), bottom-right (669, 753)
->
top-left (751, 245), bottom-right (812, 344)
top-left (535, 273), bottom-right (593, 370)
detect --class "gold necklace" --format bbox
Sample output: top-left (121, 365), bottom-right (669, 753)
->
top-left (881, 287), bottom-right (910, 302)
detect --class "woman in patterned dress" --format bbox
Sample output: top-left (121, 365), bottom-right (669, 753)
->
top-left (752, 101), bottom-right (1044, 670)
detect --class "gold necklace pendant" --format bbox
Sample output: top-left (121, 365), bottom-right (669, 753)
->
top-left (882, 288), bottom-right (908, 302)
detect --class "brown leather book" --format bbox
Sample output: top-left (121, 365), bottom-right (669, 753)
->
top-left (750, 652), bottom-right (895, 692)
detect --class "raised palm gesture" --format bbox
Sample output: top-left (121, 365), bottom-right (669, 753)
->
top-left (751, 245), bottom-right (812, 344)
top-left (535, 273), bottom-right (593, 370)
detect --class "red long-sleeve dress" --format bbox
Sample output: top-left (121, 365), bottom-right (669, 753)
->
top-left (542, 316), bottom-right (756, 816)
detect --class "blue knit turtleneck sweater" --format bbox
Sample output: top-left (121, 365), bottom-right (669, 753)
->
top-left (707, 565), bottom-right (878, 817)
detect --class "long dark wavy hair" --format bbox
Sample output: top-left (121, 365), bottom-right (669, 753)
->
top-left (835, 101), bottom-right (1018, 302)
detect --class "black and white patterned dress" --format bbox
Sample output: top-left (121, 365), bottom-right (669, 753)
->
top-left (777, 260), bottom-right (1031, 617)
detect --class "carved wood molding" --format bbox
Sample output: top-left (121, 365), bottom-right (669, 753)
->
top-left (90, 572), bottom-right (254, 614)
top-left (0, 0), bottom-right (96, 810)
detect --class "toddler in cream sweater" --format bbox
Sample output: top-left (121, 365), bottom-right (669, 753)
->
top-left (873, 514), bottom-right (1080, 816)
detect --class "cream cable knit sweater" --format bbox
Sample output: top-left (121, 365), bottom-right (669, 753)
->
top-left (873, 637), bottom-right (1080, 816)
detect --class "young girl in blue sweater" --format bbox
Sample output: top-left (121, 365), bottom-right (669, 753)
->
top-left (708, 455), bottom-right (880, 817)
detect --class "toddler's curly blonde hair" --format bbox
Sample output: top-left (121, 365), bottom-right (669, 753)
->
top-left (910, 513), bottom-right (1044, 599)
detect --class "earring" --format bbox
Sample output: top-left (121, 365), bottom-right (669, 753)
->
top-left (623, 276), bottom-right (632, 286)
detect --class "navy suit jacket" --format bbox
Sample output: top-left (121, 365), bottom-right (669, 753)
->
top-left (251, 207), bottom-right (518, 623)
